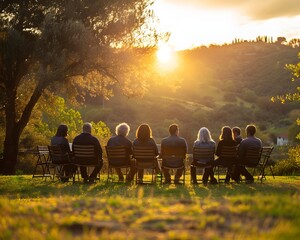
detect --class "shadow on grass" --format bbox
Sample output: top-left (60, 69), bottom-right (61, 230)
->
top-left (0, 175), bottom-right (299, 200)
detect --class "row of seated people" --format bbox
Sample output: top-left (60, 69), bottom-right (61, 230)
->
top-left (191, 125), bottom-right (261, 185)
top-left (50, 122), bottom-right (261, 184)
top-left (50, 122), bottom-right (187, 183)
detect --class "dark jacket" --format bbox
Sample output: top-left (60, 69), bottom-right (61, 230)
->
top-left (133, 138), bottom-right (159, 156)
top-left (215, 139), bottom-right (238, 157)
top-left (107, 135), bottom-right (133, 155)
top-left (238, 136), bottom-right (262, 162)
top-left (161, 135), bottom-right (187, 156)
top-left (72, 133), bottom-right (103, 159)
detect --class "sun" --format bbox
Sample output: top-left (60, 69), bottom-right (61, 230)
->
top-left (156, 45), bottom-right (173, 64)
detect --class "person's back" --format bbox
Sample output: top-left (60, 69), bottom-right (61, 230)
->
top-left (107, 122), bottom-right (132, 181)
top-left (133, 138), bottom-right (159, 156)
top-left (232, 126), bottom-right (243, 144)
top-left (194, 140), bottom-right (215, 149)
top-left (107, 135), bottom-right (132, 151)
top-left (214, 126), bottom-right (238, 183)
top-left (131, 124), bottom-right (160, 183)
top-left (72, 122), bottom-right (103, 183)
top-left (51, 136), bottom-right (70, 154)
top-left (50, 124), bottom-right (71, 163)
top-left (235, 124), bottom-right (262, 183)
top-left (238, 125), bottom-right (262, 165)
top-left (192, 127), bottom-right (217, 184)
top-left (161, 134), bottom-right (187, 156)
top-left (161, 124), bottom-right (187, 184)
top-left (73, 132), bottom-right (102, 160)
top-left (50, 124), bottom-right (73, 182)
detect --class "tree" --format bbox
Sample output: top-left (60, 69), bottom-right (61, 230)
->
top-left (272, 52), bottom-right (300, 141)
top-left (0, 0), bottom-right (166, 174)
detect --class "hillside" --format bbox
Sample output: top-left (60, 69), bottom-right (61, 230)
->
top-left (81, 42), bottom-right (300, 148)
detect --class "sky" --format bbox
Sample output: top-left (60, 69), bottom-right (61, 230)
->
top-left (152, 0), bottom-right (300, 50)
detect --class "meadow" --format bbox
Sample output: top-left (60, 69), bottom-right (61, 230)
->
top-left (0, 175), bottom-right (299, 240)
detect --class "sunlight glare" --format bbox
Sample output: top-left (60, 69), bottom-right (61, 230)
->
top-left (157, 45), bottom-right (173, 64)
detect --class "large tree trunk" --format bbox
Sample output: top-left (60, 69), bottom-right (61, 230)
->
top-left (1, 129), bottom-right (20, 175)
top-left (0, 86), bottom-right (43, 175)
top-left (0, 93), bottom-right (21, 174)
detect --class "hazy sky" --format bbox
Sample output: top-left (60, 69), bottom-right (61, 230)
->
top-left (152, 0), bottom-right (300, 50)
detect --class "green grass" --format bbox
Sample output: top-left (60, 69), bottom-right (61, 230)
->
top-left (0, 175), bottom-right (299, 239)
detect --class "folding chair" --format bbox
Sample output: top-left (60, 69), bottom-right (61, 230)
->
top-left (72, 144), bottom-right (101, 183)
top-left (238, 147), bottom-right (263, 182)
top-left (48, 145), bottom-right (73, 181)
top-left (161, 147), bottom-right (186, 184)
top-left (191, 146), bottom-right (215, 183)
top-left (257, 146), bottom-right (274, 182)
top-left (133, 145), bottom-right (158, 184)
top-left (32, 146), bottom-right (51, 180)
top-left (105, 146), bottom-right (131, 183)
top-left (214, 146), bottom-right (238, 183)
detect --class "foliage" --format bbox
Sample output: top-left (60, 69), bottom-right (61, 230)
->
top-left (273, 145), bottom-right (300, 175)
top-left (0, 176), bottom-right (300, 239)
top-left (271, 51), bottom-right (300, 142)
top-left (0, 0), bottom-right (166, 173)
top-left (90, 121), bottom-right (112, 147)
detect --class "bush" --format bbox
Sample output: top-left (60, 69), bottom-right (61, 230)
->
top-left (273, 145), bottom-right (300, 175)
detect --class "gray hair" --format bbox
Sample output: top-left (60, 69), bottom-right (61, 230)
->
top-left (197, 127), bottom-right (213, 143)
top-left (116, 122), bottom-right (130, 136)
top-left (83, 122), bottom-right (92, 133)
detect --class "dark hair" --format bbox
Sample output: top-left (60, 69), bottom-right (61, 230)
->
top-left (136, 124), bottom-right (152, 141)
top-left (232, 127), bottom-right (241, 136)
top-left (55, 124), bottom-right (68, 137)
top-left (246, 124), bottom-right (256, 136)
top-left (219, 126), bottom-right (233, 141)
top-left (169, 124), bottom-right (178, 135)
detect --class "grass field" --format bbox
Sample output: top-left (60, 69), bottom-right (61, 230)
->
top-left (0, 175), bottom-right (299, 240)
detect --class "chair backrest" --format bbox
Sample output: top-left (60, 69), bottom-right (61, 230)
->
top-left (260, 146), bottom-right (274, 166)
top-left (37, 146), bottom-right (49, 156)
top-left (218, 146), bottom-right (238, 163)
top-left (48, 145), bottom-right (69, 164)
top-left (244, 147), bottom-right (263, 166)
top-left (105, 146), bottom-right (131, 167)
top-left (133, 145), bottom-right (156, 169)
top-left (73, 144), bottom-right (98, 165)
top-left (161, 146), bottom-right (186, 169)
top-left (193, 147), bottom-right (215, 165)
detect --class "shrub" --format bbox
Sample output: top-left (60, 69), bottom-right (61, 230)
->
top-left (273, 145), bottom-right (300, 175)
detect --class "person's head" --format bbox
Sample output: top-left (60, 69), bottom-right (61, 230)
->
top-left (219, 126), bottom-right (233, 141)
top-left (246, 124), bottom-right (256, 137)
top-left (83, 122), bottom-right (92, 134)
top-left (197, 127), bottom-right (213, 143)
top-left (232, 126), bottom-right (241, 137)
top-left (55, 124), bottom-right (68, 137)
top-left (169, 124), bottom-right (179, 136)
top-left (115, 122), bottom-right (130, 137)
top-left (136, 124), bottom-right (152, 141)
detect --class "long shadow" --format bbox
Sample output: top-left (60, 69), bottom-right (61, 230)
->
top-left (0, 175), bottom-right (299, 200)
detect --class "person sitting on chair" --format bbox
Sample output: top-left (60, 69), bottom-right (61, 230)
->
top-left (192, 127), bottom-right (217, 185)
top-left (107, 122), bottom-right (133, 182)
top-left (51, 124), bottom-right (74, 182)
top-left (72, 122), bottom-right (103, 183)
top-left (232, 126), bottom-right (243, 144)
top-left (132, 123), bottom-right (160, 183)
top-left (233, 124), bottom-right (262, 183)
top-left (161, 124), bottom-right (187, 184)
top-left (214, 126), bottom-right (238, 183)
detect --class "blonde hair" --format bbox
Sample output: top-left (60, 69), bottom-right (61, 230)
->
top-left (197, 127), bottom-right (213, 143)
